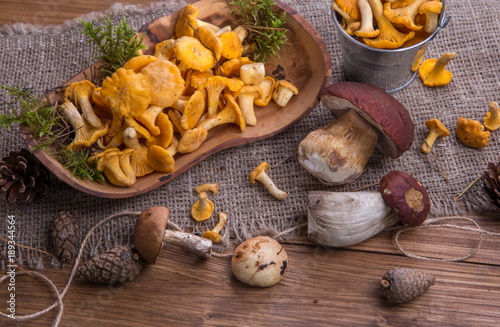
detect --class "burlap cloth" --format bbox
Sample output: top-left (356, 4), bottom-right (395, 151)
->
top-left (1, 0), bottom-right (499, 269)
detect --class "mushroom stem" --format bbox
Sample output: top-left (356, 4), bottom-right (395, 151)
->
top-left (298, 109), bottom-right (378, 185)
top-left (430, 52), bottom-right (456, 75)
top-left (256, 172), bottom-right (287, 200)
top-left (212, 212), bottom-right (228, 234)
top-left (163, 229), bottom-right (212, 259)
top-left (421, 130), bottom-right (440, 154)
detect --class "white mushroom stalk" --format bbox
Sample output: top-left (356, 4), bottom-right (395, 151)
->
top-left (307, 191), bottom-right (399, 247)
top-left (163, 229), bottom-right (212, 259)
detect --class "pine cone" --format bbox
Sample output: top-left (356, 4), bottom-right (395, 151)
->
top-left (381, 268), bottom-right (435, 304)
top-left (483, 161), bottom-right (500, 209)
top-left (0, 148), bottom-right (51, 204)
top-left (78, 245), bottom-right (143, 284)
top-left (51, 211), bottom-right (81, 265)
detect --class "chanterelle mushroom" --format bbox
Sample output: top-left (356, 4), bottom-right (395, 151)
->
top-left (298, 82), bottom-right (414, 185)
top-left (307, 171), bottom-right (430, 247)
top-left (64, 80), bottom-right (102, 128)
top-left (456, 117), bottom-right (490, 149)
top-left (420, 118), bottom-right (450, 154)
top-left (133, 206), bottom-right (212, 263)
top-left (250, 162), bottom-right (287, 200)
top-left (418, 52), bottom-right (456, 87)
top-left (231, 236), bottom-right (288, 287)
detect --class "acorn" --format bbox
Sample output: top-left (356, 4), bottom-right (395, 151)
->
top-left (381, 268), bottom-right (435, 304)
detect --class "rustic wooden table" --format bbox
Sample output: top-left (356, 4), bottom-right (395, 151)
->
top-left (1, 1), bottom-right (500, 326)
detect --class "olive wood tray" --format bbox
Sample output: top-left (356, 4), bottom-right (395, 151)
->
top-left (24, 0), bottom-right (332, 198)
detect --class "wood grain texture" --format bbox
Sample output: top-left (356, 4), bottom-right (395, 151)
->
top-left (2, 2), bottom-right (500, 327)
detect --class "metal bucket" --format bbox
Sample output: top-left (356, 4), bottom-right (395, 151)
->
top-left (332, 1), bottom-right (451, 93)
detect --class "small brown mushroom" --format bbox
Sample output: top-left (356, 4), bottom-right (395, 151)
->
top-left (133, 206), bottom-right (212, 263)
top-left (298, 82), bottom-right (414, 185)
top-left (231, 236), bottom-right (288, 287)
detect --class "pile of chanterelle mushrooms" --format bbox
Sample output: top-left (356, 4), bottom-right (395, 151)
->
top-left (61, 4), bottom-right (298, 187)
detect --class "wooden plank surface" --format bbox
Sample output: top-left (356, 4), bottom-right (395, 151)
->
top-left (2, 1), bottom-right (500, 327)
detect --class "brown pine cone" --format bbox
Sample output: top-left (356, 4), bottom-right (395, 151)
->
top-left (0, 148), bottom-right (51, 204)
top-left (78, 245), bottom-right (143, 284)
top-left (381, 268), bottom-right (435, 304)
top-left (51, 211), bottom-right (81, 265)
top-left (483, 161), bottom-right (500, 209)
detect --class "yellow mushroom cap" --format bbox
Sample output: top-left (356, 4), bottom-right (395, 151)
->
top-left (418, 52), bottom-right (456, 87)
top-left (147, 145), bottom-right (175, 173)
top-left (141, 60), bottom-right (185, 108)
top-left (203, 230), bottom-right (222, 243)
top-left (122, 55), bottom-right (159, 73)
top-left (191, 191), bottom-right (214, 222)
top-left (196, 26), bottom-right (222, 61)
top-left (249, 162), bottom-right (269, 183)
top-left (219, 30), bottom-right (244, 60)
top-left (174, 36), bottom-right (215, 72)
top-left (456, 117), bottom-right (491, 149)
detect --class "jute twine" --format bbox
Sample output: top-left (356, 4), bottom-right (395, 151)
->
top-left (1, 212), bottom-right (498, 326)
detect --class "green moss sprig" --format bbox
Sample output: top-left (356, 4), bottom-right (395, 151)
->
top-left (80, 15), bottom-right (147, 79)
top-left (229, 0), bottom-right (288, 62)
top-left (0, 85), bottom-right (104, 182)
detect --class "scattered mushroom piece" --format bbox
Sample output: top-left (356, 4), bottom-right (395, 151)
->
top-left (133, 206), bottom-right (213, 263)
top-left (195, 182), bottom-right (219, 194)
top-left (307, 171), bottom-right (430, 247)
top-left (100, 68), bottom-right (151, 137)
top-left (272, 80), bottom-right (299, 107)
top-left (363, 0), bottom-right (415, 49)
top-left (60, 101), bottom-right (110, 150)
top-left (420, 118), bottom-right (450, 154)
top-left (174, 36), bottom-right (215, 72)
top-left (382, 0), bottom-right (427, 31)
top-left (64, 80), bottom-right (102, 128)
top-left (456, 117), bottom-right (491, 149)
top-left (203, 212), bottom-right (228, 243)
top-left (249, 162), bottom-right (287, 200)
top-left (298, 82), bottom-right (414, 185)
top-left (418, 52), bottom-right (456, 87)
top-left (141, 60), bottom-right (185, 108)
top-left (483, 102), bottom-right (500, 132)
top-left (191, 191), bottom-right (215, 222)
top-left (231, 236), bottom-right (288, 287)
top-left (354, 0), bottom-right (380, 38)
top-left (123, 127), bottom-right (154, 177)
top-left (418, 1), bottom-right (443, 34)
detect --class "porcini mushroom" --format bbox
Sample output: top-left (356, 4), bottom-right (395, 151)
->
top-left (483, 102), bottom-right (500, 132)
top-left (231, 236), bottom-right (288, 287)
top-left (249, 162), bottom-right (287, 200)
top-left (308, 171), bottom-right (430, 247)
top-left (420, 118), bottom-right (450, 154)
top-left (133, 206), bottom-right (212, 263)
top-left (298, 82), bottom-right (414, 185)
top-left (418, 52), bottom-right (456, 87)
top-left (203, 212), bottom-right (228, 243)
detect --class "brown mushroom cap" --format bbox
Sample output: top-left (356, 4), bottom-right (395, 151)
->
top-left (320, 82), bottom-right (414, 158)
top-left (379, 171), bottom-right (430, 227)
top-left (133, 206), bottom-right (169, 263)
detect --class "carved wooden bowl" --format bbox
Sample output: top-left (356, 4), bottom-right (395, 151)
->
top-left (25, 0), bottom-right (332, 198)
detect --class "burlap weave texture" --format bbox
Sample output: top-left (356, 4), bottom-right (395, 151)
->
top-left (0, 0), bottom-right (499, 269)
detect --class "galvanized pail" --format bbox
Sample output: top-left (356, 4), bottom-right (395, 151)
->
top-left (332, 1), bottom-right (451, 93)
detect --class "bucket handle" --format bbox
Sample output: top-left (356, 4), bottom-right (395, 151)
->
top-left (426, 12), bottom-right (452, 43)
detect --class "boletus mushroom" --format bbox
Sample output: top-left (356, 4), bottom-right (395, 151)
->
top-left (231, 236), bottom-right (288, 287)
top-left (298, 82), bottom-right (414, 185)
top-left (307, 171), bottom-right (430, 247)
top-left (133, 206), bottom-right (212, 263)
